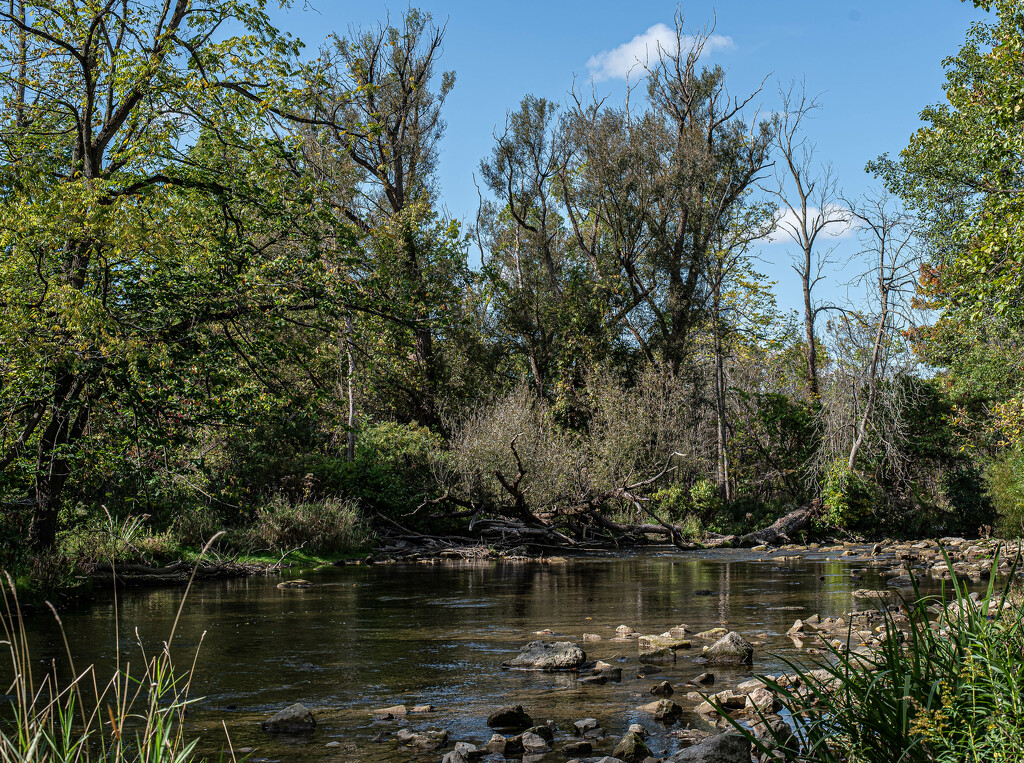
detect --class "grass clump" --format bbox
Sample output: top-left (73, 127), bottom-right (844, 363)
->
top-left (233, 495), bottom-right (372, 555)
top-left (728, 547), bottom-right (1024, 762)
top-left (0, 539), bottom-right (228, 763)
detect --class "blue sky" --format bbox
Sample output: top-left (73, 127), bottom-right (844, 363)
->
top-left (269, 1), bottom-right (986, 311)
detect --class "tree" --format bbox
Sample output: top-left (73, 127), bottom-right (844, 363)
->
top-left (478, 95), bottom-right (610, 415)
top-left (768, 82), bottom-right (849, 399)
top-left (311, 8), bottom-right (458, 428)
top-left (871, 0), bottom-right (1024, 441)
top-left (560, 11), bottom-right (776, 372)
top-left (0, 0), bottom-right (344, 548)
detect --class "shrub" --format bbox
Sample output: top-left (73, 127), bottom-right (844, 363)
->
top-left (985, 449), bottom-right (1024, 538)
top-left (820, 461), bottom-right (877, 529)
top-left (234, 495), bottom-right (371, 554)
top-left (725, 548), bottom-right (1024, 762)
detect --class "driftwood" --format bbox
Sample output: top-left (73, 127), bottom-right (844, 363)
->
top-left (88, 560), bottom-right (267, 585)
top-left (737, 501), bottom-right (816, 547)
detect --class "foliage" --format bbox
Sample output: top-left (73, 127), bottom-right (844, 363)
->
top-left (725, 549), bottom-right (1024, 762)
top-left (233, 495), bottom-right (371, 555)
top-left (820, 461), bottom-right (877, 529)
top-left (0, 554), bottom-right (218, 763)
top-left (985, 450), bottom-right (1024, 538)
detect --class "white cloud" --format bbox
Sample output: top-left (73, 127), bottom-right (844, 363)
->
top-left (765, 204), bottom-right (854, 244)
top-left (586, 24), bottom-right (735, 82)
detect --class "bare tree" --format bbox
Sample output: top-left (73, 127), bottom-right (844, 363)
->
top-left (768, 82), bottom-right (850, 399)
top-left (814, 191), bottom-right (921, 479)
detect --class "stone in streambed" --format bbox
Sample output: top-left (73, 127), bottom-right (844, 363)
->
top-left (396, 727), bottom-right (447, 750)
top-left (487, 705), bottom-right (533, 730)
top-left (503, 640), bottom-right (586, 670)
top-left (613, 731), bottom-right (652, 763)
top-left (261, 703), bottom-right (315, 733)
top-left (702, 631), bottom-right (753, 665)
top-left (666, 733), bottom-right (751, 762)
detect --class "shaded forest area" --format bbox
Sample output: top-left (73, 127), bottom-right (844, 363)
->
top-left (2, 0), bottom-right (1023, 583)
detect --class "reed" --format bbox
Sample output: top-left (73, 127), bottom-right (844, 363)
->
top-left (0, 535), bottom-right (229, 763)
top-left (724, 547), bottom-right (1024, 762)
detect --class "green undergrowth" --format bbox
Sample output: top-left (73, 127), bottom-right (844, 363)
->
top-left (721, 546), bottom-right (1024, 762)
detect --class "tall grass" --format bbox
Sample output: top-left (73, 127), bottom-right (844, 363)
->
top-left (0, 536), bottom-right (228, 763)
top-left (727, 547), bottom-right (1024, 762)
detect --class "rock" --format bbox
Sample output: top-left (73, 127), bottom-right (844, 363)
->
top-left (639, 646), bottom-right (677, 663)
top-left (504, 640), bottom-right (586, 670)
top-left (487, 705), bottom-right (533, 730)
top-left (650, 680), bottom-right (674, 697)
top-left (454, 741), bottom-right (482, 757)
top-left (583, 633), bottom-right (603, 641)
top-left (666, 733), bottom-right (751, 762)
top-left (411, 704), bottom-right (434, 713)
top-left (735, 678), bottom-right (766, 694)
top-left (696, 627), bottom-right (728, 639)
top-left (371, 704), bottom-right (407, 717)
top-left (487, 733), bottom-right (524, 756)
top-left (615, 625), bottom-right (636, 636)
top-left (574, 718), bottom-right (600, 736)
top-left (693, 672), bottom-right (715, 686)
top-left (627, 724), bottom-right (647, 736)
top-left (852, 589), bottom-right (892, 599)
top-left (638, 634), bottom-right (692, 651)
top-left (261, 703), bottom-right (316, 733)
top-left (563, 740), bottom-right (593, 756)
top-left (396, 727), bottom-right (448, 750)
top-left (526, 724), bottom-right (554, 742)
top-left (613, 731), bottom-right (653, 762)
top-left (441, 752), bottom-right (470, 763)
top-left (580, 674), bottom-right (608, 685)
top-left (324, 741), bottom-right (341, 748)
top-left (276, 580), bottom-right (315, 589)
top-left (786, 619), bottom-right (805, 636)
top-left (638, 699), bottom-right (682, 721)
top-left (521, 731), bottom-right (551, 753)
top-left (702, 632), bottom-right (753, 665)
top-left (746, 687), bottom-right (779, 713)
top-left (593, 666), bottom-right (622, 681)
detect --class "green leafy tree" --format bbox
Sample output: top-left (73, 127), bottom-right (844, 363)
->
top-left (0, 0), bottom-right (346, 548)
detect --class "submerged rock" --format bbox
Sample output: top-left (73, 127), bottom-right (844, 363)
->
top-left (504, 640), bottom-right (586, 670)
top-left (261, 703), bottom-right (316, 733)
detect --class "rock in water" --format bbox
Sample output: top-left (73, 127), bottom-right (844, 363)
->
top-left (487, 705), bottom-right (533, 730)
top-left (702, 632), bottom-right (754, 665)
top-left (667, 733), bottom-right (751, 762)
top-left (613, 731), bottom-right (653, 762)
top-left (261, 703), bottom-right (316, 733)
top-left (503, 640), bottom-right (586, 670)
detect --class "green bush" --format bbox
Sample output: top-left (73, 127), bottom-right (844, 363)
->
top-left (233, 495), bottom-right (371, 554)
top-left (724, 549), bottom-right (1024, 763)
top-left (821, 461), bottom-right (877, 529)
top-left (985, 449), bottom-right (1024, 538)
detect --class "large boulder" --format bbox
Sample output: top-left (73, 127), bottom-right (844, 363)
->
top-left (504, 640), bottom-right (586, 670)
top-left (261, 703), bottom-right (315, 733)
top-left (666, 733), bottom-right (751, 762)
top-left (702, 632), bottom-right (753, 665)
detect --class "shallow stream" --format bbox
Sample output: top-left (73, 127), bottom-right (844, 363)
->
top-left (9, 547), bottom-right (967, 761)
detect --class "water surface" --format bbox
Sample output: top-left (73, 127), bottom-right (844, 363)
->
top-left (10, 547), bottom-right (955, 761)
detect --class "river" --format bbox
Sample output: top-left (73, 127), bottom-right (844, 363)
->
top-left (8, 547), bottom-right (962, 761)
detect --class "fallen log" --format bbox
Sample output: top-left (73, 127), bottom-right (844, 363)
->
top-left (737, 501), bottom-right (816, 547)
